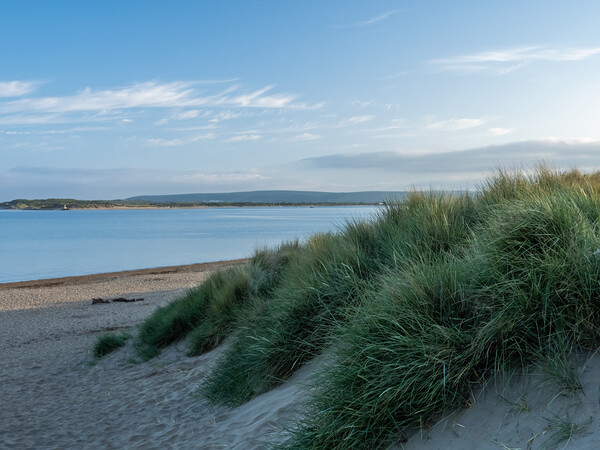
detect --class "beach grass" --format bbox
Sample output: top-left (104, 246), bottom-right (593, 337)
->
top-left (136, 241), bottom-right (301, 359)
top-left (132, 165), bottom-right (600, 449)
top-left (93, 332), bottom-right (131, 358)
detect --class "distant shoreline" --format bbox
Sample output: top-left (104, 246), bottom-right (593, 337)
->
top-left (0, 203), bottom-right (379, 211)
top-left (0, 190), bottom-right (404, 210)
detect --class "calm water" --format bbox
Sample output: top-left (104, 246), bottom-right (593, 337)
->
top-left (0, 206), bottom-right (379, 283)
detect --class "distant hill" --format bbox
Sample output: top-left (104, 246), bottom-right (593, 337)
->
top-left (126, 190), bottom-right (409, 204)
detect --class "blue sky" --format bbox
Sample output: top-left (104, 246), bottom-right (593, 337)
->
top-left (2, 1), bottom-right (600, 200)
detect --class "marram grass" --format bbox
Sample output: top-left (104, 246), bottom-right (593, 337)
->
top-left (135, 241), bottom-right (300, 359)
top-left (284, 183), bottom-right (600, 448)
top-left (93, 332), bottom-right (131, 358)
top-left (131, 166), bottom-right (600, 449)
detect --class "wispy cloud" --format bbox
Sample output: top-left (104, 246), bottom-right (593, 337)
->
top-left (300, 139), bottom-right (600, 175)
top-left (166, 124), bottom-right (218, 132)
top-left (3, 166), bottom-right (269, 199)
top-left (488, 127), bottom-right (513, 136)
top-left (431, 46), bottom-right (600, 74)
top-left (0, 82), bottom-right (197, 113)
top-left (229, 86), bottom-right (297, 108)
top-left (0, 113), bottom-right (61, 125)
top-left (339, 115), bottom-right (375, 126)
top-left (169, 171), bottom-right (267, 185)
top-left (227, 133), bottom-right (262, 142)
top-left (1, 126), bottom-right (109, 135)
top-left (424, 118), bottom-right (487, 131)
top-left (351, 100), bottom-right (373, 107)
top-left (0, 81), bottom-right (41, 98)
top-left (373, 118), bottom-right (407, 131)
top-left (0, 81), bottom-right (316, 118)
top-left (8, 166), bottom-right (266, 185)
top-left (209, 111), bottom-right (244, 123)
top-left (293, 133), bottom-right (322, 141)
top-left (360, 10), bottom-right (398, 25)
top-left (145, 133), bottom-right (215, 147)
top-left (176, 110), bottom-right (201, 119)
top-left (332, 10), bottom-right (397, 28)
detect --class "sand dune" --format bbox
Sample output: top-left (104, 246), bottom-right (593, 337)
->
top-left (2, 263), bottom-right (600, 449)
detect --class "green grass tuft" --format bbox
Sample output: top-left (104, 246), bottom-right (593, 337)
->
top-left (544, 413), bottom-right (592, 448)
top-left (93, 333), bottom-right (131, 358)
top-left (136, 241), bottom-right (301, 359)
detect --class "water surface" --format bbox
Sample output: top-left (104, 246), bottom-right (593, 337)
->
top-left (0, 206), bottom-right (378, 283)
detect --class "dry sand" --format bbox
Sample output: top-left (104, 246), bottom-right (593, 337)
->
top-left (287, 355), bottom-right (600, 450)
top-left (0, 260), bottom-right (311, 449)
top-left (400, 352), bottom-right (600, 449)
top-left (3, 261), bottom-right (600, 449)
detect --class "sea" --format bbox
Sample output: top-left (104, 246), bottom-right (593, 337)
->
top-left (0, 206), bottom-right (380, 283)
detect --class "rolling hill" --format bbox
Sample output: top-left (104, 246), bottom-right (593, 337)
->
top-left (127, 190), bottom-right (408, 204)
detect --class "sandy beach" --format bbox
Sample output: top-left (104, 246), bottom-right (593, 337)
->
top-left (0, 260), bottom-right (310, 449)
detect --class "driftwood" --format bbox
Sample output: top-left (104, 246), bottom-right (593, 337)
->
top-left (112, 297), bottom-right (144, 303)
top-left (91, 297), bottom-right (144, 304)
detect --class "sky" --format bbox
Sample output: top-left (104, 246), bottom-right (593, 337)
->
top-left (2, 0), bottom-right (600, 200)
